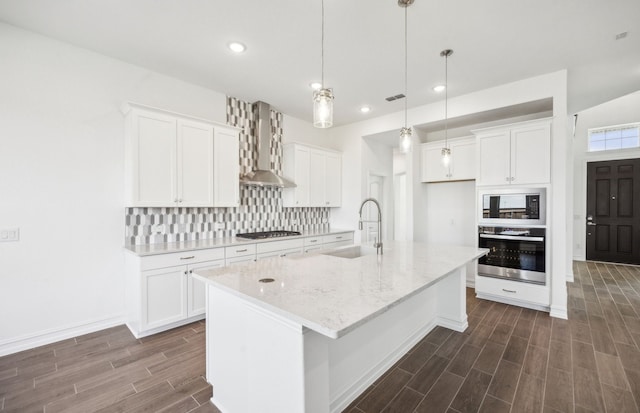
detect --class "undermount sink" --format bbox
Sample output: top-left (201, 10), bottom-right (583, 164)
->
top-left (320, 245), bottom-right (378, 259)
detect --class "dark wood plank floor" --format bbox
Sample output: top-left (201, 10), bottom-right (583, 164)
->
top-left (1, 261), bottom-right (639, 412)
top-left (347, 261), bottom-right (640, 413)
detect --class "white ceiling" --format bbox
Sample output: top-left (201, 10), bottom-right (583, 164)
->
top-left (1, 0), bottom-right (639, 126)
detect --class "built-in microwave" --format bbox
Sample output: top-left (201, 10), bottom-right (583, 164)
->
top-left (478, 188), bottom-right (546, 226)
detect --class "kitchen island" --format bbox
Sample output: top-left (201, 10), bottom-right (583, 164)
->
top-left (193, 241), bottom-right (487, 413)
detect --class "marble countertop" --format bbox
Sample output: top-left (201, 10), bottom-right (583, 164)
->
top-left (193, 241), bottom-right (488, 339)
top-left (124, 228), bottom-right (354, 256)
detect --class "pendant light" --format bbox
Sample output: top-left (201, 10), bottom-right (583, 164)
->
top-left (313, 0), bottom-right (334, 128)
top-left (398, 0), bottom-right (414, 153)
top-left (440, 49), bottom-right (453, 166)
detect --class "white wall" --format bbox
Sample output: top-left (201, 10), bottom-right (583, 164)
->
top-left (0, 23), bottom-right (232, 354)
top-left (572, 90), bottom-right (640, 260)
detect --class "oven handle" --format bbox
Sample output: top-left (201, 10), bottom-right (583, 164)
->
top-left (479, 234), bottom-right (544, 242)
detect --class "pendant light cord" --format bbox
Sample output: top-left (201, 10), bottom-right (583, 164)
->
top-left (404, 6), bottom-right (408, 128)
top-left (444, 52), bottom-right (448, 147)
top-left (321, 0), bottom-right (325, 88)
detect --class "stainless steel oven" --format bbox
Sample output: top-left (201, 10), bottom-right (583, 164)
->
top-left (478, 188), bottom-right (546, 226)
top-left (477, 226), bottom-right (546, 285)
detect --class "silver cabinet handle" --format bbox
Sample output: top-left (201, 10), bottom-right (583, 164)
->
top-left (502, 288), bottom-right (517, 293)
top-left (587, 222), bottom-right (597, 226)
top-left (180, 256), bottom-right (195, 260)
top-left (309, 239), bottom-right (318, 243)
top-left (336, 236), bottom-right (343, 240)
top-left (236, 249), bottom-right (248, 253)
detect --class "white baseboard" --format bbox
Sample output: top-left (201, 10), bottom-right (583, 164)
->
top-left (475, 292), bottom-right (550, 313)
top-left (550, 305), bottom-right (568, 320)
top-left (437, 316), bottom-right (468, 333)
top-left (0, 314), bottom-right (125, 357)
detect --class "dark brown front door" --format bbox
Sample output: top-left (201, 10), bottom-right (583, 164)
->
top-left (586, 158), bottom-right (640, 264)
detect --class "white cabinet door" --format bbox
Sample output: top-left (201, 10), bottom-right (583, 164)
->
top-left (177, 119), bottom-right (214, 206)
top-left (283, 145), bottom-right (311, 207)
top-left (477, 131), bottom-right (511, 186)
top-left (511, 122), bottom-right (551, 185)
top-left (449, 139), bottom-right (476, 180)
top-left (421, 145), bottom-right (449, 182)
top-left (143, 266), bottom-right (187, 330)
top-left (421, 137), bottom-right (476, 182)
top-left (325, 152), bottom-right (342, 206)
top-left (130, 109), bottom-right (178, 206)
top-left (309, 150), bottom-right (326, 207)
top-left (283, 143), bottom-right (342, 207)
top-left (213, 127), bottom-right (240, 207)
top-left (187, 260), bottom-right (224, 317)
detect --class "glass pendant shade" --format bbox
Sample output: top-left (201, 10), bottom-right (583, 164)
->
top-left (313, 88), bottom-right (334, 128)
top-left (441, 147), bottom-right (451, 166)
top-left (399, 127), bottom-right (412, 153)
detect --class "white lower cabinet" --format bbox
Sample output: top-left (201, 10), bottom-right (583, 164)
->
top-left (225, 244), bottom-right (257, 266)
top-left (322, 232), bottom-right (354, 249)
top-left (126, 231), bottom-right (355, 337)
top-left (125, 248), bottom-right (224, 338)
top-left (475, 275), bottom-right (549, 311)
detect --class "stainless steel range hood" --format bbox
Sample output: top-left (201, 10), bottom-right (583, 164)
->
top-left (240, 101), bottom-right (296, 188)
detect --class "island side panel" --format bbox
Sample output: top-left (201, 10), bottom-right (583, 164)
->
top-left (206, 284), bottom-right (330, 413)
top-left (327, 283), bottom-right (439, 413)
top-left (436, 266), bottom-right (468, 332)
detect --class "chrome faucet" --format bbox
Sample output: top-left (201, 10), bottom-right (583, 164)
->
top-left (358, 197), bottom-right (383, 255)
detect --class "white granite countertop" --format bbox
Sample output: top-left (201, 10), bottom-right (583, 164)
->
top-left (193, 241), bottom-right (488, 339)
top-left (124, 228), bottom-right (354, 256)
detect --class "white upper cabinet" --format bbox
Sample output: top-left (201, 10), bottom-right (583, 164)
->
top-left (421, 137), bottom-right (476, 183)
top-left (213, 126), bottom-right (240, 207)
top-left (177, 119), bottom-right (215, 206)
top-left (474, 118), bottom-right (551, 186)
top-left (124, 103), bottom-right (239, 207)
top-left (127, 109), bottom-right (178, 206)
top-left (283, 143), bottom-right (342, 207)
top-left (324, 152), bottom-right (342, 206)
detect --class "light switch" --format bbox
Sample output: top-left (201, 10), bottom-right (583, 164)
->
top-left (0, 228), bottom-right (19, 242)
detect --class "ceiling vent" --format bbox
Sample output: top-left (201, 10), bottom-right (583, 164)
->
top-left (385, 94), bottom-right (406, 102)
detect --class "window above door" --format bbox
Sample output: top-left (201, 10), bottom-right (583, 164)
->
top-left (588, 123), bottom-right (640, 152)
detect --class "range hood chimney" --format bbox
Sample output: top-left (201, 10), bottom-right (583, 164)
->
top-left (239, 101), bottom-right (296, 188)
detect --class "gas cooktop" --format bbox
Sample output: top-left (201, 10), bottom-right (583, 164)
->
top-left (236, 230), bottom-right (302, 240)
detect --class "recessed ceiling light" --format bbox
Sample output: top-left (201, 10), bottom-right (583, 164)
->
top-left (309, 82), bottom-right (322, 90)
top-left (433, 85), bottom-right (446, 93)
top-left (228, 42), bottom-right (246, 53)
top-left (360, 106), bottom-right (371, 113)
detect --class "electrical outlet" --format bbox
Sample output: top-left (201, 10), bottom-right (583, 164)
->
top-left (214, 222), bottom-right (226, 230)
top-left (0, 228), bottom-right (20, 242)
top-left (151, 224), bottom-right (165, 234)
top-left (291, 219), bottom-right (298, 225)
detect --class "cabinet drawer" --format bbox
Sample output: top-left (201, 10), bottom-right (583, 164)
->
top-left (140, 248), bottom-right (225, 271)
top-left (257, 247), bottom-right (303, 260)
top-left (304, 236), bottom-right (323, 246)
top-left (225, 255), bottom-right (256, 266)
top-left (475, 276), bottom-right (549, 306)
top-left (256, 239), bottom-right (304, 254)
top-left (322, 232), bottom-right (353, 244)
top-left (225, 244), bottom-right (257, 258)
top-left (324, 240), bottom-right (353, 250)
top-left (304, 245), bottom-right (324, 254)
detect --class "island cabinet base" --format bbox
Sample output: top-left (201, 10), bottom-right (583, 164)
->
top-left (205, 266), bottom-right (467, 413)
